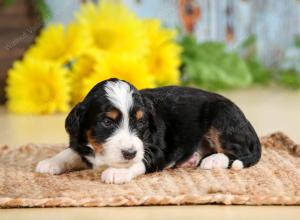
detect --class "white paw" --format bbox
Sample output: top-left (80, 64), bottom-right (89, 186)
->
top-left (35, 158), bottom-right (66, 174)
top-left (101, 167), bottom-right (133, 184)
top-left (231, 160), bottom-right (244, 170)
top-left (200, 153), bottom-right (229, 169)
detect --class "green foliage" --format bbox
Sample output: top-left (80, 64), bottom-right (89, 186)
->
top-left (240, 35), bottom-right (256, 49)
top-left (2, 0), bottom-right (51, 22)
top-left (179, 35), bottom-right (300, 90)
top-left (244, 56), bottom-right (271, 85)
top-left (240, 35), bottom-right (271, 85)
top-left (277, 69), bottom-right (300, 89)
top-left (276, 35), bottom-right (300, 89)
top-left (294, 35), bottom-right (300, 48)
top-left (180, 35), bottom-right (252, 90)
top-left (35, 0), bottom-right (52, 21)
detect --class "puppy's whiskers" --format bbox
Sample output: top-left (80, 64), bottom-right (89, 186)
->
top-left (143, 146), bottom-right (154, 167)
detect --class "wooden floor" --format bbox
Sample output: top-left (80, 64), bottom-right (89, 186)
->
top-left (1, 206), bottom-right (299, 220)
top-left (0, 87), bottom-right (299, 219)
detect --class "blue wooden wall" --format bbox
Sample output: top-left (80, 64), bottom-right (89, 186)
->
top-left (46, 0), bottom-right (300, 68)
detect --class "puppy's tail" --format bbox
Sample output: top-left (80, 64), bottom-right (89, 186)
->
top-left (229, 134), bottom-right (262, 168)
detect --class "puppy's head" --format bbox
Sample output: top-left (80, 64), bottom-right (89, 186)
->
top-left (66, 78), bottom-right (152, 168)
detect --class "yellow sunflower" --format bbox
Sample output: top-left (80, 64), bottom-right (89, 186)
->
top-left (69, 49), bottom-right (104, 103)
top-left (72, 53), bottom-right (155, 102)
top-left (75, 0), bottom-right (148, 56)
top-left (6, 58), bottom-right (70, 114)
top-left (144, 20), bottom-right (182, 85)
top-left (25, 23), bottom-right (90, 65)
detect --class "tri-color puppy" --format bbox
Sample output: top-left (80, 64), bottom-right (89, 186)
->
top-left (36, 78), bottom-right (261, 184)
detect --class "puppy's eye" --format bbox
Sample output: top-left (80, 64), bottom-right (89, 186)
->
top-left (101, 118), bottom-right (114, 128)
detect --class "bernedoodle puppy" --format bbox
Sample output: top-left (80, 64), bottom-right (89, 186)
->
top-left (36, 78), bottom-right (261, 184)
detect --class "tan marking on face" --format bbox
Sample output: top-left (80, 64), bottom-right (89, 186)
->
top-left (205, 127), bottom-right (223, 153)
top-left (87, 130), bottom-right (104, 154)
top-left (106, 110), bottom-right (119, 120)
top-left (135, 110), bottom-right (144, 120)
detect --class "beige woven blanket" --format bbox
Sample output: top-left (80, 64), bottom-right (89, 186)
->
top-left (0, 132), bottom-right (299, 208)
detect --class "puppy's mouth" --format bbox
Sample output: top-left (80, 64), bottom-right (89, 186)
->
top-left (110, 156), bottom-right (143, 168)
top-left (110, 161), bottom-right (134, 168)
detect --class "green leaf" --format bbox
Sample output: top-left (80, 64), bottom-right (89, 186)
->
top-left (245, 57), bottom-right (271, 84)
top-left (240, 35), bottom-right (256, 49)
top-left (35, 0), bottom-right (52, 22)
top-left (277, 69), bottom-right (300, 89)
top-left (294, 35), bottom-right (300, 48)
top-left (179, 36), bottom-right (252, 90)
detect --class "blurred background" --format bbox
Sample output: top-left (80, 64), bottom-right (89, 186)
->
top-left (0, 0), bottom-right (299, 146)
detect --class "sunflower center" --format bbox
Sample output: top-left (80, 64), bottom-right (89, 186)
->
top-left (154, 56), bottom-right (162, 69)
top-left (32, 81), bottom-right (56, 105)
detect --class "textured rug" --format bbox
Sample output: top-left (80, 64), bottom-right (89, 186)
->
top-left (0, 132), bottom-right (299, 208)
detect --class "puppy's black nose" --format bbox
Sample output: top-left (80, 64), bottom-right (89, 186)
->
top-left (121, 148), bottom-right (137, 160)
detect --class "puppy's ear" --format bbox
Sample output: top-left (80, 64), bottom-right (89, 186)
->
top-left (65, 102), bottom-right (86, 138)
top-left (142, 97), bottom-right (154, 114)
top-left (142, 97), bottom-right (158, 132)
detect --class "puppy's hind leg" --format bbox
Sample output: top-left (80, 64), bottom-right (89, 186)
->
top-left (176, 152), bottom-right (201, 168)
top-left (199, 129), bottom-right (261, 170)
top-left (36, 148), bottom-right (87, 174)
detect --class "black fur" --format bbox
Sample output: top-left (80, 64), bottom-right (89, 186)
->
top-left (141, 86), bottom-right (261, 171)
top-left (65, 78), bottom-right (261, 173)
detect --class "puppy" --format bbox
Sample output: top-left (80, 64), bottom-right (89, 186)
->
top-left (36, 78), bottom-right (261, 184)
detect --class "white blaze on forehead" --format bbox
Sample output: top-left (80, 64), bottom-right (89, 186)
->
top-left (104, 80), bottom-right (133, 122)
top-left (103, 80), bottom-right (144, 167)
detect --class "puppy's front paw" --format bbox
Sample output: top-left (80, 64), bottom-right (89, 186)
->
top-left (35, 158), bottom-right (66, 174)
top-left (200, 153), bottom-right (229, 169)
top-left (101, 167), bottom-right (133, 184)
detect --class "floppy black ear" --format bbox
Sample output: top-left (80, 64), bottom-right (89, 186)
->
top-left (65, 102), bottom-right (86, 138)
top-left (142, 97), bottom-right (159, 132)
top-left (142, 96), bottom-right (154, 113)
